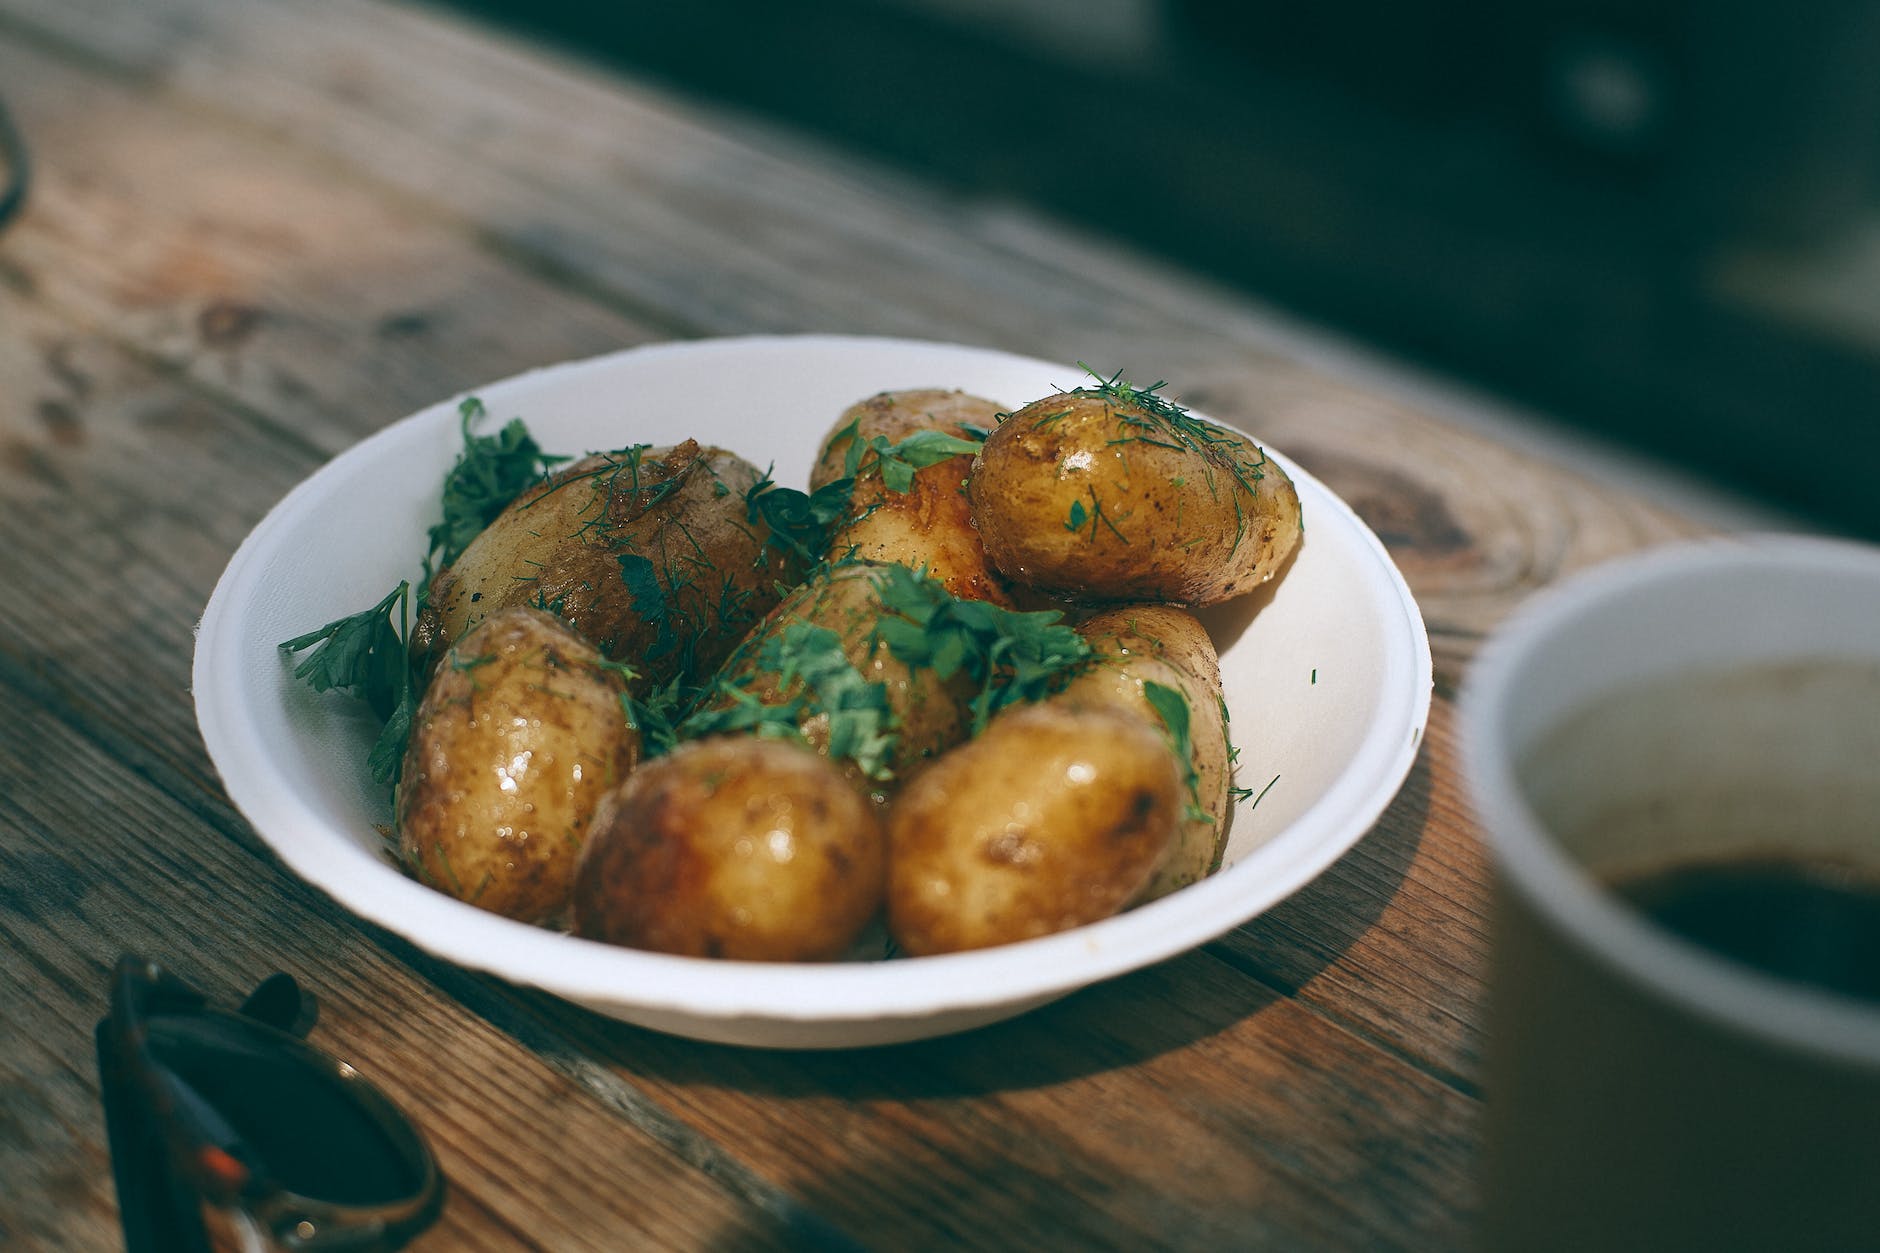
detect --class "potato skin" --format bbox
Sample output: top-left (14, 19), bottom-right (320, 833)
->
top-left (571, 737), bottom-right (885, 961)
top-left (968, 390), bottom-right (1301, 605)
top-left (808, 389), bottom-right (1015, 606)
top-left (397, 607), bottom-right (638, 924)
top-left (886, 700), bottom-right (1183, 956)
top-left (689, 562), bottom-right (973, 799)
top-left (1060, 605), bottom-right (1230, 902)
top-left (412, 440), bottom-right (792, 685)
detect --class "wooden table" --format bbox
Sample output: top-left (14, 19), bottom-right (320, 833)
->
top-left (0, 1), bottom-right (1716, 1247)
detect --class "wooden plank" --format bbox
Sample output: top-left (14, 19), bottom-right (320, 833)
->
top-left (0, 0), bottom-right (1704, 686)
top-left (0, 691), bottom-right (847, 1250)
top-left (0, 0), bottom-right (1610, 1100)
top-left (0, 5), bottom-right (1719, 1244)
top-left (0, 30), bottom-right (661, 459)
top-left (1219, 702), bottom-right (1490, 1090)
top-left (0, 275), bottom-right (1477, 1248)
top-left (453, 950), bottom-right (1476, 1250)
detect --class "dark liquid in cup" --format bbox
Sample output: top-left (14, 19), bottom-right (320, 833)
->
top-left (1611, 856), bottom-right (1880, 1004)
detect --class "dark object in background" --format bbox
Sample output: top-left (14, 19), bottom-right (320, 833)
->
top-left (96, 955), bottom-right (444, 1253)
top-left (0, 92), bottom-right (29, 232)
top-left (1180, 0), bottom-right (1880, 247)
top-left (447, 0), bottom-right (1880, 537)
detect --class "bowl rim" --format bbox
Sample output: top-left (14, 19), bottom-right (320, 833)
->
top-left (1459, 533), bottom-right (1880, 1069)
top-left (194, 333), bottom-right (1433, 1026)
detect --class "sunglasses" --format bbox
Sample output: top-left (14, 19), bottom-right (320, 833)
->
top-left (95, 955), bottom-right (444, 1252)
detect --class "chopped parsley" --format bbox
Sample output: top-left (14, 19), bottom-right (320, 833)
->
top-left (827, 418), bottom-right (984, 494)
top-left (617, 552), bottom-right (679, 660)
top-left (426, 397), bottom-right (566, 579)
top-left (1142, 680), bottom-right (1209, 824)
top-left (869, 564), bottom-right (1091, 734)
top-left (278, 581), bottom-right (419, 785)
top-left (678, 619), bottom-right (895, 780)
top-left (283, 400), bottom-right (560, 789)
top-left (745, 471), bottom-right (853, 564)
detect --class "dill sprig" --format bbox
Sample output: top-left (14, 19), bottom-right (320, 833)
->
top-left (1073, 364), bottom-right (1268, 493)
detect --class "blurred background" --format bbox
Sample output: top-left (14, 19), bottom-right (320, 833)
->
top-left (442, 0), bottom-right (1880, 538)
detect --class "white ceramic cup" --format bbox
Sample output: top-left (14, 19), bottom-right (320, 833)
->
top-left (1461, 535), bottom-right (1880, 1252)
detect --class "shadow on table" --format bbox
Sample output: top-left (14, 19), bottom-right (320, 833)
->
top-left (584, 745), bottom-right (1433, 1100)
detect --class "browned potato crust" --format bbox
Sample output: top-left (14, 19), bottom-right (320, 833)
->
top-left (886, 700), bottom-right (1183, 955)
top-left (968, 389), bottom-right (1301, 605)
top-left (808, 389), bottom-right (1016, 606)
top-left (397, 607), bottom-right (639, 923)
top-left (689, 561), bottom-right (974, 799)
top-left (412, 440), bottom-right (793, 685)
top-left (1060, 605), bottom-right (1230, 902)
top-left (571, 737), bottom-right (885, 961)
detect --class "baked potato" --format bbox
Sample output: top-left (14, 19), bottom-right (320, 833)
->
top-left (967, 381), bottom-right (1301, 605)
top-left (571, 736), bottom-right (885, 960)
top-left (808, 389), bottom-right (1016, 605)
top-left (412, 440), bottom-right (795, 687)
top-left (1060, 605), bottom-right (1230, 902)
top-left (397, 607), bottom-right (639, 923)
top-left (886, 699), bottom-right (1184, 955)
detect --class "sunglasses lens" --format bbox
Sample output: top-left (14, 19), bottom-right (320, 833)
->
top-left (146, 1013), bottom-right (424, 1207)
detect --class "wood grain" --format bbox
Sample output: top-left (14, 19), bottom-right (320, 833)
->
top-left (0, 0), bottom-right (1718, 1246)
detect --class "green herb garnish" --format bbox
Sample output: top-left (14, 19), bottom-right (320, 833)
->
top-left (283, 401), bottom-right (561, 787)
top-left (759, 621), bottom-right (896, 779)
top-left (426, 398), bottom-right (566, 578)
top-left (678, 620), bottom-right (896, 780)
top-left (1074, 364), bottom-right (1269, 550)
top-left (278, 581), bottom-right (419, 785)
top-left (1143, 680), bottom-right (1209, 824)
top-left (1237, 773), bottom-right (1280, 810)
top-left (745, 472), bottom-right (854, 564)
top-left (620, 669), bottom-right (692, 758)
top-left (829, 418), bottom-right (983, 494)
top-left (616, 551), bottom-right (680, 662)
top-left (870, 565), bottom-right (1091, 734)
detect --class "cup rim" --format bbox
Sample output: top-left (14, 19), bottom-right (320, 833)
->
top-left (1461, 533), bottom-right (1880, 1069)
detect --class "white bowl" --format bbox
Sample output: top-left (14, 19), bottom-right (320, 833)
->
top-left (194, 335), bottom-right (1431, 1048)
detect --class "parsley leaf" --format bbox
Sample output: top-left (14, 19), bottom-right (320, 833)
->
top-left (367, 683), bottom-right (419, 786)
top-left (830, 419), bottom-right (982, 495)
top-left (762, 622), bottom-right (895, 779)
top-left (426, 397), bottom-right (566, 576)
top-left (870, 429), bottom-right (982, 493)
top-left (678, 683), bottom-right (812, 745)
top-left (617, 552), bottom-right (679, 660)
top-left (619, 668), bottom-right (691, 758)
top-left (278, 581), bottom-right (418, 785)
top-left (745, 472), bottom-right (854, 564)
top-left (1143, 679), bottom-right (1209, 823)
top-left (679, 620), bottom-right (897, 780)
top-left (870, 565), bottom-right (1091, 734)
